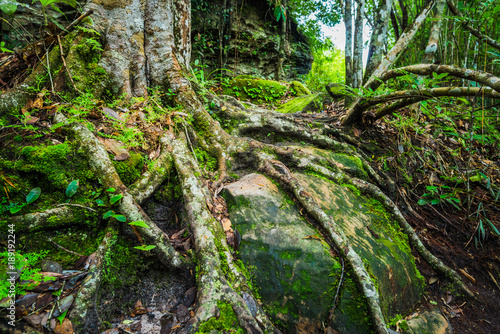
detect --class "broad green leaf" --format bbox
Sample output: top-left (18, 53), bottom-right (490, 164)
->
top-left (26, 187), bottom-right (41, 204)
top-left (66, 180), bottom-right (79, 198)
top-left (134, 245), bottom-right (156, 251)
top-left (96, 199), bottom-right (106, 207)
top-left (106, 187), bottom-right (116, 192)
top-left (10, 205), bottom-right (23, 214)
top-left (110, 194), bottom-right (124, 205)
top-left (129, 220), bottom-right (149, 229)
top-left (0, 0), bottom-right (17, 15)
top-left (103, 210), bottom-right (115, 219)
top-left (122, 320), bottom-right (134, 324)
top-left (56, 309), bottom-right (68, 325)
top-left (113, 214), bottom-right (126, 222)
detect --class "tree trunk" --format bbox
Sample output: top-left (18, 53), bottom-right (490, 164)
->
top-left (345, 0), bottom-right (354, 90)
top-left (364, 0), bottom-right (393, 82)
top-left (353, 0), bottom-right (365, 89)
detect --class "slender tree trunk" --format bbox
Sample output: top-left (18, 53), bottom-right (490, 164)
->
top-left (345, 0), bottom-right (354, 90)
top-left (276, 0), bottom-right (287, 80)
top-left (422, 0), bottom-right (445, 64)
top-left (390, 7), bottom-right (401, 40)
top-left (365, 0), bottom-right (394, 83)
top-left (353, 0), bottom-right (365, 89)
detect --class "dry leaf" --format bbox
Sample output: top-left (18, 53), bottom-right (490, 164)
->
top-left (428, 276), bottom-right (438, 284)
top-left (114, 153), bottom-right (129, 161)
top-left (353, 128), bottom-right (361, 137)
top-left (221, 218), bottom-right (232, 232)
top-left (54, 318), bottom-right (74, 334)
top-left (97, 137), bottom-right (130, 158)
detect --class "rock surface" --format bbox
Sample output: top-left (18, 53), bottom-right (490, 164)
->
top-left (224, 172), bottom-right (426, 334)
top-left (403, 310), bottom-right (453, 334)
top-left (224, 173), bottom-right (337, 333)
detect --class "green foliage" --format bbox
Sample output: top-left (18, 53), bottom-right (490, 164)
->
top-left (0, 250), bottom-right (53, 297)
top-left (417, 185), bottom-right (461, 209)
top-left (302, 40), bottom-right (345, 92)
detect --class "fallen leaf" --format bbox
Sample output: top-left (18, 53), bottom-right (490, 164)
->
top-left (428, 277), bottom-right (438, 284)
top-left (54, 318), bottom-right (73, 334)
top-left (221, 218), bottom-right (232, 232)
top-left (114, 153), bottom-right (129, 161)
top-left (97, 137), bottom-right (130, 158)
top-left (131, 300), bottom-right (147, 317)
top-left (353, 128), bottom-right (361, 137)
top-left (102, 107), bottom-right (124, 122)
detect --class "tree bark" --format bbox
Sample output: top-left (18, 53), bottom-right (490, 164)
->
top-left (353, 0), bottom-right (365, 89)
top-left (345, 0), bottom-right (354, 90)
top-left (364, 0), bottom-right (394, 82)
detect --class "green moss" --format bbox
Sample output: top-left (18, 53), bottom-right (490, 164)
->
top-left (276, 93), bottom-right (324, 114)
top-left (0, 142), bottom-right (95, 198)
top-left (197, 301), bottom-right (244, 333)
top-left (112, 151), bottom-right (143, 186)
top-left (102, 234), bottom-right (142, 288)
top-left (221, 77), bottom-right (287, 104)
top-left (64, 29), bottom-right (108, 97)
top-left (290, 81), bottom-right (311, 96)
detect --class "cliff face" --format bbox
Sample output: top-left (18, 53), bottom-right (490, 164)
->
top-left (191, 0), bottom-right (312, 80)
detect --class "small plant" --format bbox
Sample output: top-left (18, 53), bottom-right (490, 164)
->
top-left (417, 185), bottom-right (461, 209)
top-left (0, 250), bottom-right (54, 297)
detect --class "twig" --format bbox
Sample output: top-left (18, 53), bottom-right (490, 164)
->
top-left (57, 34), bottom-right (81, 94)
top-left (56, 203), bottom-right (96, 211)
top-left (329, 257), bottom-right (345, 323)
top-left (62, 9), bottom-right (94, 35)
top-left (48, 238), bottom-right (84, 257)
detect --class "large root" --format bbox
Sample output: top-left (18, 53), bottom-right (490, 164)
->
top-left (53, 112), bottom-right (187, 270)
top-left (167, 132), bottom-right (276, 333)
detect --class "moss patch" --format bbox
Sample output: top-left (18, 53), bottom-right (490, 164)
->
top-left (290, 81), bottom-right (311, 96)
top-left (276, 93), bottom-right (324, 114)
top-left (221, 76), bottom-right (287, 104)
top-left (112, 151), bottom-right (144, 186)
top-left (197, 301), bottom-right (244, 333)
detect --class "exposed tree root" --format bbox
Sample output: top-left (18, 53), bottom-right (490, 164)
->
top-left (70, 224), bottom-right (117, 333)
top-left (53, 113), bottom-right (187, 270)
top-left (257, 157), bottom-right (390, 334)
top-left (349, 178), bottom-right (475, 297)
top-left (128, 133), bottom-right (174, 204)
top-left (9, 206), bottom-right (94, 232)
top-left (167, 132), bottom-right (277, 333)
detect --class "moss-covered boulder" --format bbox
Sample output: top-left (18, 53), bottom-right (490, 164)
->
top-left (290, 81), bottom-right (311, 96)
top-left (296, 173), bottom-right (425, 333)
top-left (403, 310), bottom-right (452, 334)
top-left (276, 93), bottom-right (331, 113)
top-left (224, 171), bottom-right (426, 334)
top-left (221, 76), bottom-right (288, 104)
top-left (326, 83), bottom-right (349, 99)
top-left (223, 173), bottom-right (337, 333)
